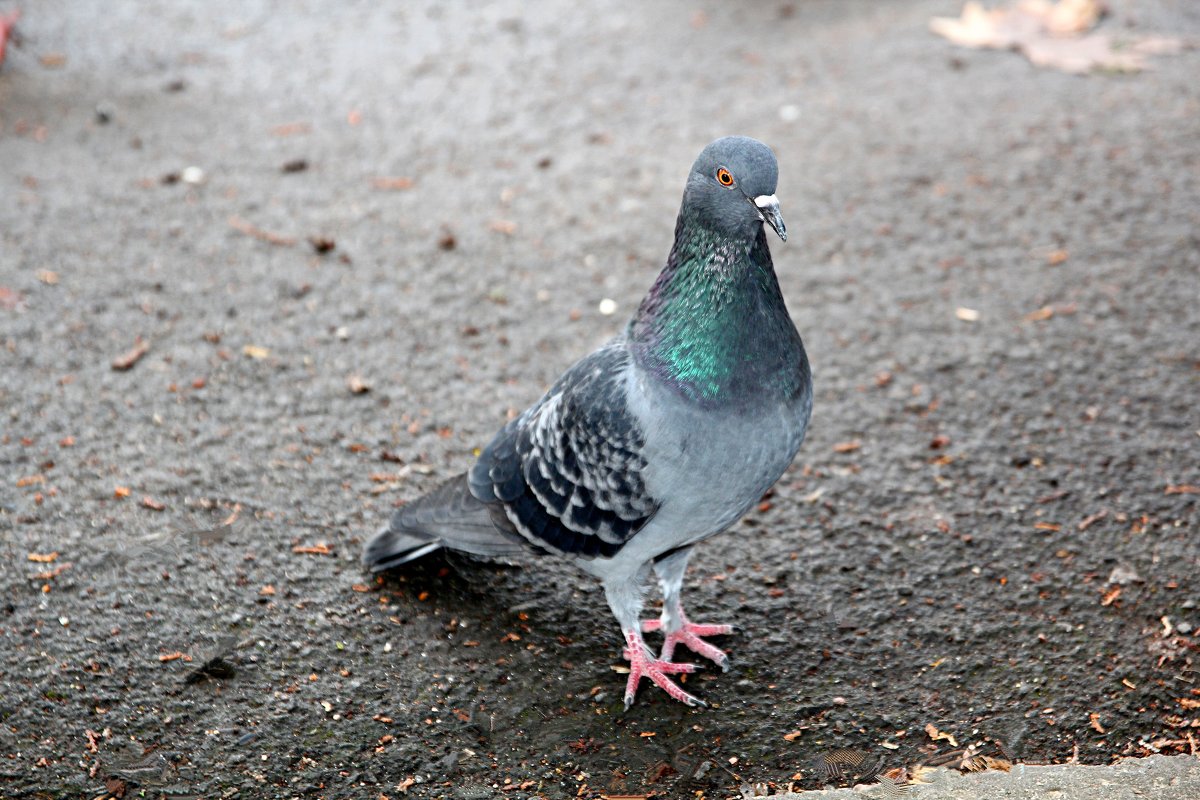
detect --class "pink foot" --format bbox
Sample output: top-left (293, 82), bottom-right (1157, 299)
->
top-left (622, 632), bottom-right (702, 709)
top-left (0, 10), bottom-right (19, 67)
top-left (642, 616), bottom-right (733, 670)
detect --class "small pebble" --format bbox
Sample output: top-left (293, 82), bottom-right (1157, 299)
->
top-left (182, 166), bottom-right (206, 185)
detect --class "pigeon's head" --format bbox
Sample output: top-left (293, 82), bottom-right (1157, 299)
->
top-left (683, 136), bottom-right (786, 243)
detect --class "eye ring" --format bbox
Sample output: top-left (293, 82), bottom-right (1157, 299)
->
top-left (716, 167), bottom-right (735, 187)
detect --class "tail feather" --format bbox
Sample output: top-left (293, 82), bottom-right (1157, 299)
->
top-left (362, 473), bottom-right (528, 572)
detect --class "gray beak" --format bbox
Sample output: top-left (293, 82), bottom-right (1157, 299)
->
top-left (753, 194), bottom-right (787, 242)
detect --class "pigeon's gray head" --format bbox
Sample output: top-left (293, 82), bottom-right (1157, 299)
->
top-left (682, 136), bottom-right (786, 243)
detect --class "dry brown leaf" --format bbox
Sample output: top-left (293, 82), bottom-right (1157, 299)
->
top-left (111, 338), bottom-right (150, 371)
top-left (372, 176), bottom-right (414, 190)
top-left (141, 496), bottom-right (166, 511)
top-left (1100, 585), bottom-right (1122, 606)
top-left (229, 216), bottom-right (296, 246)
top-left (931, 1), bottom-right (1182, 74)
top-left (1024, 306), bottom-right (1055, 322)
top-left (1165, 484), bottom-right (1199, 495)
top-left (925, 723), bottom-right (959, 747)
top-left (28, 551), bottom-right (59, 563)
top-left (833, 440), bottom-right (862, 453)
top-left (1090, 712), bottom-right (1107, 733)
top-left (293, 542), bottom-right (333, 555)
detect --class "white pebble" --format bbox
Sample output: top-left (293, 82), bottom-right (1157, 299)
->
top-left (598, 298), bottom-right (617, 315)
top-left (182, 166), bottom-right (206, 185)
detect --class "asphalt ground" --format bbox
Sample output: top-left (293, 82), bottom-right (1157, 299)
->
top-left (1, 1), bottom-right (1197, 798)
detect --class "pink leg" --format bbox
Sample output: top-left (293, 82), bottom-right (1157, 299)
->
top-left (622, 630), bottom-right (703, 709)
top-left (641, 605), bottom-right (733, 669)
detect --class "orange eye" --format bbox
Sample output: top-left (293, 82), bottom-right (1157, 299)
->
top-left (716, 167), bottom-right (734, 187)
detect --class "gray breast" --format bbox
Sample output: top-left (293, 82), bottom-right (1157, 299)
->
top-left (630, 365), bottom-right (811, 545)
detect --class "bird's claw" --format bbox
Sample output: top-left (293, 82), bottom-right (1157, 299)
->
top-left (642, 618), bottom-right (734, 669)
top-left (622, 636), bottom-right (704, 708)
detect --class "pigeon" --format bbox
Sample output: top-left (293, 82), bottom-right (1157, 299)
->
top-left (364, 136), bottom-right (812, 708)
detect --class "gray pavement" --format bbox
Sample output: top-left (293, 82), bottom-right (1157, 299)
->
top-left (2, 1), bottom-right (1198, 798)
top-left (780, 755), bottom-right (1200, 799)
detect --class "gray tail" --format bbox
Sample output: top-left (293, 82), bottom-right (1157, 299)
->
top-left (362, 473), bottom-right (527, 573)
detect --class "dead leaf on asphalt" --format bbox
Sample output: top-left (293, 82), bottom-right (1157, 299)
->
top-left (925, 723), bottom-right (959, 747)
top-left (111, 337), bottom-right (150, 371)
top-left (931, 0), bottom-right (1183, 74)
top-left (229, 215), bottom-right (296, 246)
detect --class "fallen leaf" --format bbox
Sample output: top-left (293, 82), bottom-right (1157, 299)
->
top-left (16, 474), bottom-right (45, 487)
top-left (111, 338), bottom-right (150, 371)
top-left (1024, 306), bottom-right (1055, 322)
top-left (114, 486), bottom-right (132, 499)
top-left (141, 496), bottom-right (165, 511)
top-left (242, 344), bottom-right (271, 359)
top-left (229, 216), bottom-right (296, 246)
top-left (292, 543), bottom-right (333, 555)
top-left (1100, 585), bottom-right (1122, 606)
top-left (1046, 248), bottom-right (1069, 266)
top-left (372, 176), bottom-right (414, 190)
top-left (1090, 712), bottom-right (1106, 733)
top-left (0, 286), bottom-right (27, 311)
top-left (833, 439), bottom-right (862, 453)
top-left (1034, 521), bottom-right (1061, 532)
top-left (783, 730), bottom-right (804, 742)
top-left (1178, 697), bottom-right (1200, 711)
top-left (259, 585), bottom-right (276, 596)
top-left (1165, 484), bottom-right (1199, 495)
top-left (158, 652), bottom-right (190, 662)
top-left (925, 723), bottom-right (959, 747)
top-left (931, 0), bottom-right (1182, 74)
top-left (33, 564), bottom-right (69, 580)
top-left (271, 122), bottom-right (312, 137)
top-left (28, 552), bottom-right (59, 563)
